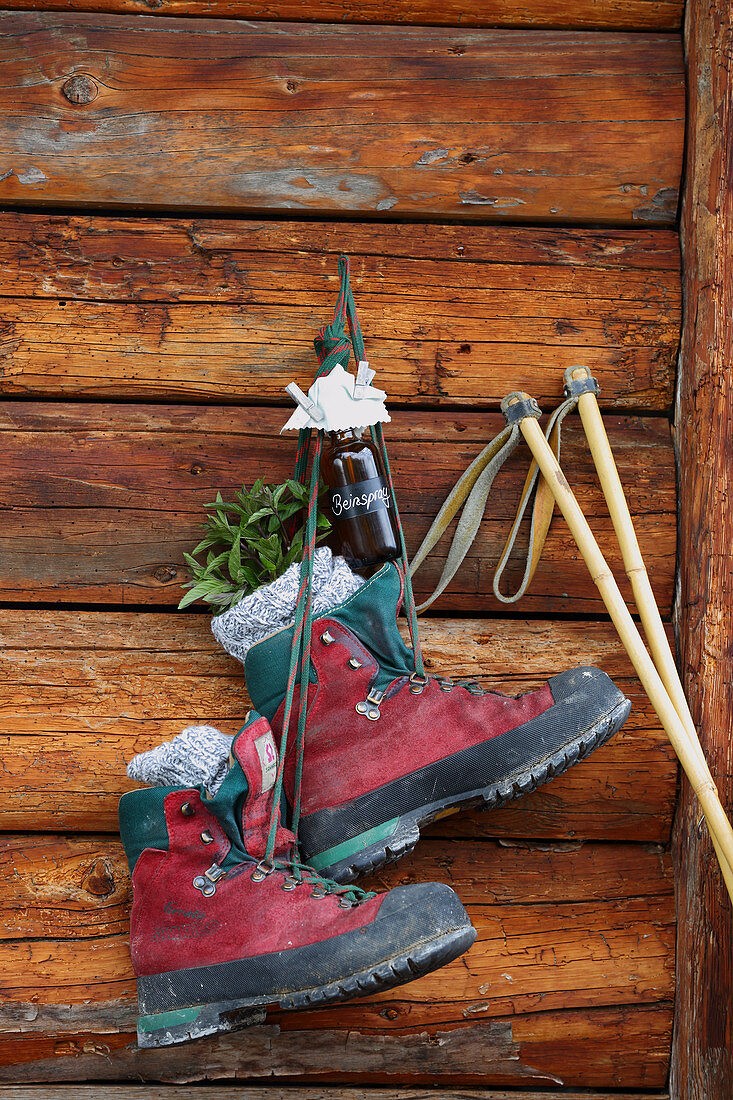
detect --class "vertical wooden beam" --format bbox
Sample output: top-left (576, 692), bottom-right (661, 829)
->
top-left (673, 0), bottom-right (733, 1095)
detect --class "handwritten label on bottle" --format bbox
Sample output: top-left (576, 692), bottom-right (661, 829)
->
top-left (329, 476), bottom-right (392, 521)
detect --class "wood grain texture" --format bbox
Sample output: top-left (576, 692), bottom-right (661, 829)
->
top-left (0, 1090), bottom-right (672, 1100)
top-left (0, 0), bottom-right (684, 31)
top-left (0, 1089), bottom-right (673, 1100)
top-left (0, 835), bottom-right (674, 1087)
top-left (0, 611), bottom-right (675, 838)
top-left (0, 403), bottom-right (676, 615)
top-left (0, 1006), bottom-right (673, 1087)
top-left (0, 14), bottom-right (684, 223)
top-left (0, 215), bottom-right (681, 411)
top-left (672, 0), bottom-right (733, 1096)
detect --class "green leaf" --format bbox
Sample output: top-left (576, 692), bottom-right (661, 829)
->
top-left (181, 472), bottom-right (333, 612)
top-left (228, 535), bottom-right (242, 579)
top-left (190, 535), bottom-right (219, 556)
top-left (178, 580), bottom-right (217, 610)
top-left (240, 564), bottom-right (261, 589)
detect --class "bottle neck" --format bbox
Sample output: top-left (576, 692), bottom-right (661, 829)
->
top-left (328, 428), bottom-right (363, 445)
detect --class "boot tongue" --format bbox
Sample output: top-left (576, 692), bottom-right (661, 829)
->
top-left (246, 561), bottom-right (415, 719)
top-left (231, 714), bottom-right (295, 861)
top-left (333, 562), bottom-right (415, 686)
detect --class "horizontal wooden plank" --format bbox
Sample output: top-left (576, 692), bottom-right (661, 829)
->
top-left (0, 15), bottom-right (684, 223)
top-left (0, 1005), bottom-right (673, 1086)
top-left (0, 835), bottom-right (674, 940)
top-left (0, 1089), bottom-right (672, 1100)
top-left (0, 612), bottom-right (675, 839)
top-left (0, 0), bottom-right (684, 32)
top-left (0, 404), bottom-right (676, 615)
top-left (0, 215), bottom-right (680, 411)
top-left (0, 836), bottom-right (674, 1088)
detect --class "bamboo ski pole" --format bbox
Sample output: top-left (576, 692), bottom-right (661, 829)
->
top-left (502, 393), bottom-right (733, 904)
top-left (566, 367), bottom-right (698, 732)
top-left (563, 367), bottom-right (733, 891)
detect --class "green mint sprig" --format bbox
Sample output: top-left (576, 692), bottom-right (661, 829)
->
top-left (179, 478), bottom-right (331, 612)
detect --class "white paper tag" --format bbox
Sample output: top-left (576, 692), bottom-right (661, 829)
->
top-left (254, 730), bottom-right (278, 793)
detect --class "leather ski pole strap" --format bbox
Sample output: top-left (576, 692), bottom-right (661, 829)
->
top-left (493, 392), bottom-right (579, 603)
top-left (409, 421), bottom-right (521, 612)
top-left (410, 392), bottom-right (579, 611)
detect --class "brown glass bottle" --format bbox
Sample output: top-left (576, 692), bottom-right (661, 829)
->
top-left (321, 429), bottom-right (401, 571)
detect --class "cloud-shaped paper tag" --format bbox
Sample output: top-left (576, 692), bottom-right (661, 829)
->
top-left (281, 362), bottom-right (390, 433)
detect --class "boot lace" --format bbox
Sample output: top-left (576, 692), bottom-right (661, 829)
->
top-left (262, 256), bottom-right (424, 904)
top-left (253, 854), bottom-right (372, 906)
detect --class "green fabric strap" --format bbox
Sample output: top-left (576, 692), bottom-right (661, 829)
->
top-left (410, 395), bottom-right (579, 610)
top-left (410, 423), bottom-right (519, 612)
top-left (260, 255), bottom-right (423, 907)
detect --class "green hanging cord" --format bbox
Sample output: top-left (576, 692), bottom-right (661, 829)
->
top-left (337, 255), bottom-right (425, 678)
top-left (264, 453), bottom-right (323, 862)
top-left (265, 433), bottom-right (374, 903)
top-left (293, 259), bottom-right (353, 488)
top-left (274, 260), bottom-right (355, 860)
top-left (263, 583), bottom-right (307, 862)
top-left (289, 437), bottom-right (323, 847)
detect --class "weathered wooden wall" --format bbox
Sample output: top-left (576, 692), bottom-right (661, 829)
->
top-left (0, 404), bottom-right (675, 613)
top-left (672, 0), bottom-right (733, 1096)
top-left (0, 0), bottom-right (684, 30)
top-left (0, 0), bottom-right (684, 1094)
top-left (0, 1091), bottom-right (676, 1100)
top-left (0, 216), bottom-right (680, 409)
top-left (0, 15), bottom-right (684, 222)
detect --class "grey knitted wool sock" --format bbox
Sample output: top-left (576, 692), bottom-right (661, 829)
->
top-left (211, 545), bottom-right (364, 666)
top-left (127, 724), bottom-right (234, 795)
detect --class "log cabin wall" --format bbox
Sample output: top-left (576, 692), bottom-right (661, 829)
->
top-left (0, 0), bottom-right (691, 1096)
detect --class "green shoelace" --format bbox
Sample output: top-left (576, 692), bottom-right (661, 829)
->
top-left (261, 256), bottom-right (426, 905)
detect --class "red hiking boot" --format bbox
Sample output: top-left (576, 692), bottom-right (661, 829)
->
top-left (119, 711), bottom-right (476, 1048)
top-left (245, 562), bottom-right (631, 883)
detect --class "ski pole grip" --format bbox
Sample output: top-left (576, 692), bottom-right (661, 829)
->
top-left (500, 391), bottom-right (542, 425)
top-left (563, 364), bottom-right (601, 398)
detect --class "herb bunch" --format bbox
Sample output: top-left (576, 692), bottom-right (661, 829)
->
top-left (179, 478), bottom-right (331, 612)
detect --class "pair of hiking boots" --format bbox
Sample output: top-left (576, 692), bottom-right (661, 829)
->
top-left (120, 562), bottom-right (631, 1047)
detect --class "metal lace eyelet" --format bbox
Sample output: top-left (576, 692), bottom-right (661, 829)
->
top-left (320, 630), bottom-right (335, 645)
top-left (180, 801), bottom-right (194, 817)
top-left (251, 859), bottom-right (275, 883)
top-left (281, 877), bottom-right (298, 891)
top-left (192, 875), bottom-right (215, 897)
top-left (338, 898), bottom-right (353, 909)
top-left (311, 885), bottom-right (327, 899)
top-left (356, 688), bottom-right (384, 721)
top-left (200, 830), bottom-right (214, 845)
top-left (348, 657), bottom-right (362, 670)
top-left (193, 862), bottom-right (226, 897)
top-left (409, 673), bottom-right (429, 695)
top-left (438, 678), bottom-right (454, 692)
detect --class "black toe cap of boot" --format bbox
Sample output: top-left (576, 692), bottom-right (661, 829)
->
top-left (549, 665), bottom-right (630, 726)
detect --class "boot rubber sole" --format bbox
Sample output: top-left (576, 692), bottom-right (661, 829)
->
top-left (135, 887), bottom-right (475, 1048)
top-left (307, 694), bottom-right (630, 884)
top-left (136, 925), bottom-right (475, 1048)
